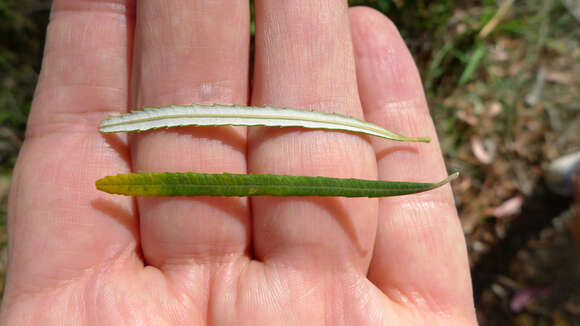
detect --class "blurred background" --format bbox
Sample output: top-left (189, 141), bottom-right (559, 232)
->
top-left (1, 0), bottom-right (579, 324)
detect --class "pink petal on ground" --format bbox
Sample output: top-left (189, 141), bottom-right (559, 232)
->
top-left (471, 136), bottom-right (493, 165)
top-left (510, 286), bottom-right (551, 312)
top-left (492, 195), bottom-right (524, 218)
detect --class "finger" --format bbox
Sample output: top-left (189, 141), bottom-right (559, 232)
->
top-left (350, 7), bottom-right (476, 320)
top-left (5, 0), bottom-right (137, 296)
top-left (131, 0), bottom-right (251, 269)
top-left (249, 0), bottom-right (378, 273)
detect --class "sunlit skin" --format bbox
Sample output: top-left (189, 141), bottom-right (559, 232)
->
top-left (1, 1), bottom-right (477, 325)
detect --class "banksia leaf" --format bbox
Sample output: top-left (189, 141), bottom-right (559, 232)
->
top-left (99, 104), bottom-right (430, 143)
top-left (96, 172), bottom-right (458, 197)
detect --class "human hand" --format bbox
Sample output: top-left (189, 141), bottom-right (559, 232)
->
top-left (1, 1), bottom-right (477, 324)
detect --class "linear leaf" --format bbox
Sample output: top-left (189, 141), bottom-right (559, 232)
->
top-left (96, 172), bottom-right (458, 197)
top-left (99, 104), bottom-right (430, 143)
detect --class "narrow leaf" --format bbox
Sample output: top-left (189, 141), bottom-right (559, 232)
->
top-left (96, 172), bottom-right (458, 197)
top-left (99, 104), bottom-right (430, 143)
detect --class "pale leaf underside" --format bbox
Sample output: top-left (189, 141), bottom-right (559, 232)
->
top-left (99, 104), bottom-right (431, 143)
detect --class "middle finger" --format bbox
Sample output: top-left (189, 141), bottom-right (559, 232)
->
top-left (131, 0), bottom-right (251, 271)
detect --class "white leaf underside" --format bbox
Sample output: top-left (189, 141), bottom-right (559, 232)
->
top-left (99, 104), bottom-right (430, 143)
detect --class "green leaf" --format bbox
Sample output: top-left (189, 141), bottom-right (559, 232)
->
top-left (96, 172), bottom-right (458, 198)
top-left (99, 104), bottom-right (430, 143)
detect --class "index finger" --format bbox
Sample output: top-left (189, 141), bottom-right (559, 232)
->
top-left (5, 0), bottom-right (137, 297)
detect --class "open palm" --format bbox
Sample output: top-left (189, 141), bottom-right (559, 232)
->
top-left (1, 1), bottom-right (477, 325)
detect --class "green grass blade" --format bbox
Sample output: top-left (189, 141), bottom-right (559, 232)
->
top-left (458, 44), bottom-right (486, 86)
top-left (96, 172), bottom-right (458, 198)
top-left (99, 104), bottom-right (430, 143)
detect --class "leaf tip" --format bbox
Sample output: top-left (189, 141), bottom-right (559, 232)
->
top-left (441, 172), bottom-right (460, 185)
top-left (394, 136), bottom-right (431, 143)
top-left (95, 175), bottom-right (123, 194)
top-left (414, 136), bottom-right (431, 143)
top-left (98, 117), bottom-right (117, 133)
top-left (95, 176), bottom-right (109, 192)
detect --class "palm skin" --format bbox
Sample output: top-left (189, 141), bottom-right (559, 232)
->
top-left (1, 1), bottom-right (477, 325)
